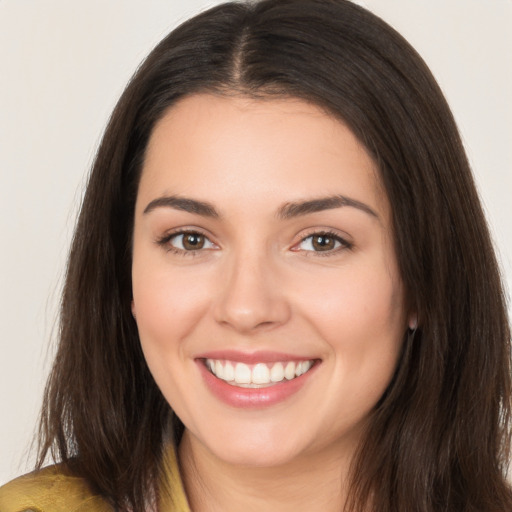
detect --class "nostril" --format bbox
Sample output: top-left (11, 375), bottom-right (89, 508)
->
top-left (212, 258), bottom-right (292, 331)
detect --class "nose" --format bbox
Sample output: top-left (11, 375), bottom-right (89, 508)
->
top-left (213, 252), bottom-right (291, 334)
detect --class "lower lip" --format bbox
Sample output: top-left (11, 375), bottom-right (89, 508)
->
top-left (197, 360), bottom-right (318, 408)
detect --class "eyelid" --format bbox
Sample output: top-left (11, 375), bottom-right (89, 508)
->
top-left (155, 227), bottom-right (352, 256)
top-left (291, 229), bottom-right (353, 254)
top-left (155, 227), bottom-right (218, 254)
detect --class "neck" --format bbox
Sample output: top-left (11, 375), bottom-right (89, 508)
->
top-left (178, 430), bottom-right (358, 512)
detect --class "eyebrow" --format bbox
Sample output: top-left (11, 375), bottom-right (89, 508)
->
top-left (143, 194), bottom-right (378, 220)
top-left (277, 195), bottom-right (378, 220)
top-left (143, 196), bottom-right (219, 217)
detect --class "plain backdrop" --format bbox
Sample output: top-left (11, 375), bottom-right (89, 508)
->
top-left (1, 0), bottom-right (511, 486)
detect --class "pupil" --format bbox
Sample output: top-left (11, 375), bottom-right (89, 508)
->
top-left (184, 234), bottom-right (204, 250)
top-left (313, 235), bottom-right (334, 251)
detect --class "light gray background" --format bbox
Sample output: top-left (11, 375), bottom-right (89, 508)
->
top-left (1, 0), bottom-right (511, 485)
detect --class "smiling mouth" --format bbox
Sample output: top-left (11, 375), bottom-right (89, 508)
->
top-left (204, 359), bottom-right (316, 388)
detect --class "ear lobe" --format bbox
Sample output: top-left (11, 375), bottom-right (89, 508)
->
top-left (131, 300), bottom-right (136, 319)
top-left (408, 314), bottom-right (418, 331)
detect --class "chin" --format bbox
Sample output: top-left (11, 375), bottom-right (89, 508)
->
top-left (213, 441), bottom-right (304, 468)
top-left (189, 418), bottom-right (321, 469)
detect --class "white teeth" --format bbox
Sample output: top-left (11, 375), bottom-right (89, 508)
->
top-left (284, 361), bottom-right (295, 380)
top-left (206, 358), bottom-right (315, 387)
top-left (296, 360), bottom-right (313, 377)
top-left (224, 361), bottom-right (235, 381)
top-left (252, 363), bottom-right (270, 384)
top-left (215, 360), bottom-right (224, 380)
top-left (234, 363), bottom-right (251, 384)
top-left (270, 362), bottom-right (284, 382)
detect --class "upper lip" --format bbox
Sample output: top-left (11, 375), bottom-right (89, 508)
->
top-left (195, 350), bottom-right (318, 364)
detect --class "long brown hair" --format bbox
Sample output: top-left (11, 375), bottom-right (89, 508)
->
top-left (37, 0), bottom-right (512, 510)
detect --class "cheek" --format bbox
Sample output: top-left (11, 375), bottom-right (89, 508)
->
top-left (299, 259), bottom-right (403, 335)
top-left (131, 260), bottom-right (215, 414)
top-left (294, 256), bottom-right (405, 389)
top-left (131, 255), bottom-right (212, 355)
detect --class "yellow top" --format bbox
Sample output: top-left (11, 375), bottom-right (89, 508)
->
top-left (0, 446), bottom-right (191, 512)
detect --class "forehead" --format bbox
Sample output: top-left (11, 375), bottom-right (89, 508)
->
top-left (138, 93), bottom-right (388, 220)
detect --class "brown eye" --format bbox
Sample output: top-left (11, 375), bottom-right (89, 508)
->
top-left (166, 232), bottom-right (215, 252)
top-left (296, 232), bottom-right (349, 253)
top-left (311, 235), bottom-right (336, 251)
top-left (182, 233), bottom-right (205, 250)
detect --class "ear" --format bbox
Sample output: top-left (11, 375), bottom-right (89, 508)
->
top-left (408, 313), bottom-right (418, 331)
top-left (131, 300), bottom-right (136, 319)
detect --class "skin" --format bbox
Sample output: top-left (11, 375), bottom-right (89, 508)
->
top-left (132, 94), bottom-right (409, 511)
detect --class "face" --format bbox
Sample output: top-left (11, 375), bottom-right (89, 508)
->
top-left (132, 94), bottom-right (407, 468)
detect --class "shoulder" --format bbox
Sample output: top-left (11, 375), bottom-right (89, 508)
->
top-left (0, 465), bottom-right (112, 512)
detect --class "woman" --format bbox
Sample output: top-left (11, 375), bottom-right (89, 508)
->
top-left (1, 0), bottom-right (510, 510)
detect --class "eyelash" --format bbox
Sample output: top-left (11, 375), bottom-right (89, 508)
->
top-left (156, 230), bottom-right (352, 256)
top-left (156, 229), bottom-right (214, 256)
top-left (293, 230), bottom-right (353, 256)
